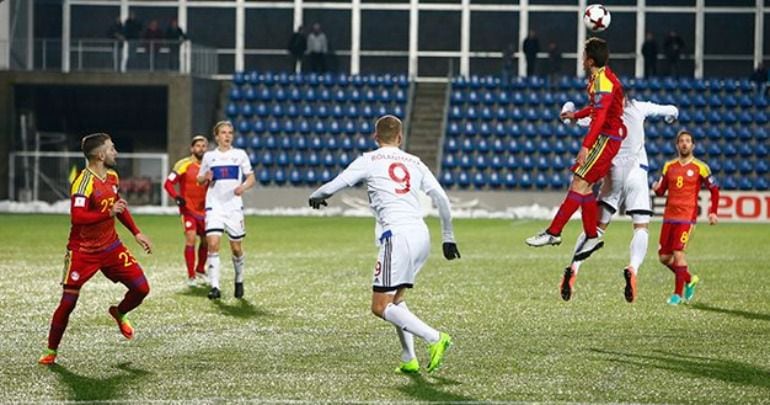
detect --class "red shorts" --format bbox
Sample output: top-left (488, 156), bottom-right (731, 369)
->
top-left (658, 222), bottom-right (694, 255)
top-left (182, 213), bottom-right (206, 236)
top-left (571, 135), bottom-right (622, 184)
top-left (63, 241), bottom-right (146, 288)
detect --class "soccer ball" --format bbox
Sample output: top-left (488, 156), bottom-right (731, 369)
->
top-left (583, 4), bottom-right (611, 33)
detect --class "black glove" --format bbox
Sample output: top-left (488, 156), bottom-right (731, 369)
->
top-left (442, 242), bottom-right (461, 260)
top-left (308, 197), bottom-right (328, 209)
top-left (174, 196), bottom-right (186, 208)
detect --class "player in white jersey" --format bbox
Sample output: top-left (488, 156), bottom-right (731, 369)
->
top-left (309, 115), bottom-right (461, 374)
top-left (559, 99), bottom-right (678, 303)
top-left (197, 121), bottom-right (256, 300)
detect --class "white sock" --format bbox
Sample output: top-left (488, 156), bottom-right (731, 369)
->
top-left (394, 301), bottom-right (416, 362)
top-left (208, 253), bottom-right (220, 289)
top-left (382, 303), bottom-right (440, 344)
top-left (629, 228), bottom-right (649, 274)
top-left (571, 232), bottom-right (586, 275)
top-left (233, 254), bottom-right (245, 283)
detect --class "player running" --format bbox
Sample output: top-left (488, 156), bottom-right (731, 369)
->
top-left (653, 130), bottom-right (719, 305)
top-left (39, 133), bottom-right (153, 365)
top-left (197, 121), bottom-right (255, 300)
top-left (559, 98), bottom-right (679, 303)
top-left (164, 135), bottom-right (209, 287)
top-left (526, 37), bottom-right (624, 261)
top-left (308, 115), bottom-right (461, 374)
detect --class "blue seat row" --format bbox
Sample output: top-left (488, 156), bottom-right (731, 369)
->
top-left (256, 167), bottom-right (339, 186)
top-left (234, 71), bottom-right (408, 89)
top-left (248, 150), bottom-right (359, 168)
top-left (235, 134), bottom-right (377, 151)
top-left (447, 122), bottom-right (584, 139)
top-left (229, 86), bottom-right (407, 104)
top-left (450, 90), bottom-right (588, 107)
top-left (228, 103), bottom-right (404, 121)
top-left (443, 153), bottom-right (572, 171)
top-left (445, 137), bottom-right (582, 155)
top-left (440, 169), bottom-right (571, 190)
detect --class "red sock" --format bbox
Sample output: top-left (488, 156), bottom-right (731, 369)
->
top-left (117, 275), bottom-right (150, 315)
top-left (672, 265), bottom-right (690, 295)
top-left (184, 245), bottom-right (195, 279)
top-left (196, 242), bottom-right (207, 274)
top-left (581, 194), bottom-right (598, 238)
top-left (547, 191), bottom-right (584, 236)
top-left (47, 290), bottom-right (79, 350)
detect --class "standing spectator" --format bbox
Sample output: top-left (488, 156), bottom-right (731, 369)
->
top-left (522, 30), bottom-right (540, 77)
top-left (144, 20), bottom-right (164, 42)
top-left (123, 12), bottom-right (142, 40)
top-left (306, 23), bottom-right (328, 73)
top-left (106, 17), bottom-right (125, 42)
top-left (143, 20), bottom-right (164, 70)
top-left (641, 32), bottom-right (658, 77)
top-left (663, 31), bottom-right (685, 77)
top-left (501, 43), bottom-right (516, 86)
top-left (287, 26), bottom-right (307, 73)
top-left (546, 41), bottom-right (562, 84)
top-left (165, 19), bottom-right (187, 41)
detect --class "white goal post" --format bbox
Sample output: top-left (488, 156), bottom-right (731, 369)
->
top-left (9, 151), bottom-right (169, 206)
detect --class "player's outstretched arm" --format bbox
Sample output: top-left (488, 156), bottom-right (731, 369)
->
top-left (308, 156), bottom-right (367, 209)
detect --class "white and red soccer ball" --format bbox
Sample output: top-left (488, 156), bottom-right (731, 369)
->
top-left (584, 4), bottom-right (611, 33)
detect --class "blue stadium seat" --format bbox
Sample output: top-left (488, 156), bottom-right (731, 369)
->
top-left (723, 126), bottom-right (738, 141)
top-left (274, 88), bottom-right (287, 102)
top-left (481, 107), bottom-right (494, 121)
top-left (705, 126), bottom-right (720, 141)
top-left (466, 106), bottom-right (478, 120)
top-left (738, 127), bottom-right (752, 141)
top-left (722, 176), bottom-right (737, 190)
top-left (496, 91), bottom-right (510, 105)
top-left (445, 137), bottom-right (458, 153)
top-left (518, 173), bottom-right (533, 189)
top-left (478, 122), bottom-right (492, 138)
top-left (537, 139), bottom-right (550, 154)
top-left (524, 123), bottom-right (537, 137)
top-left (276, 151), bottom-right (290, 167)
top-left (510, 107), bottom-right (524, 121)
top-left (308, 135), bottom-right (323, 151)
top-left (723, 95), bottom-right (737, 109)
top-left (279, 133), bottom-right (291, 150)
top-left (676, 110), bottom-right (691, 124)
top-left (509, 123), bottom-right (522, 137)
top-left (442, 153), bottom-right (457, 169)
top-left (511, 92), bottom-right (525, 106)
top-left (535, 173), bottom-right (548, 189)
top-left (234, 135), bottom-right (247, 149)
top-left (524, 108), bottom-right (539, 122)
top-left (707, 110), bottom-right (721, 124)
top-left (550, 172), bottom-right (566, 189)
top-left (448, 121), bottom-right (460, 136)
top-left (553, 139), bottom-right (566, 154)
top-left (756, 144), bottom-right (769, 158)
top-left (722, 111), bottom-right (738, 125)
top-left (304, 169), bottom-right (318, 185)
top-left (568, 140), bottom-right (581, 154)
top-left (461, 138), bottom-right (474, 153)
top-left (755, 177), bottom-right (769, 191)
top-left (488, 172), bottom-right (502, 188)
top-left (451, 90), bottom-right (464, 105)
top-left (705, 142), bottom-right (720, 157)
top-left (472, 172), bottom-right (487, 188)
top-left (709, 159), bottom-right (722, 173)
top-left (552, 155), bottom-right (567, 170)
top-left (226, 103), bottom-right (239, 119)
top-left (661, 141), bottom-right (676, 156)
top-left (482, 91), bottom-right (496, 106)
top-left (754, 111), bottom-right (768, 125)
top-left (260, 151), bottom-right (274, 166)
top-left (523, 139), bottom-right (535, 154)
top-left (267, 119), bottom-right (281, 134)
top-left (450, 106), bottom-right (462, 120)
top-left (540, 108), bottom-right (556, 122)
top-left (457, 171), bottom-right (471, 188)
top-left (237, 119), bottom-right (251, 135)
top-left (467, 91), bottom-right (479, 105)
top-left (463, 122), bottom-right (477, 137)
top-left (321, 152), bottom-right (335, 167)
top-left (257, 168), bottom-right (270, 185)
top-left (362, 105), bottom-right (376, 119)
top-left (233, 71), bottom-right (246, 86)
top-left (521, 156), bottom-right (534, 170)
top-left (355, 136), bottom-right (369, 151)
top-left (229, 87), bottom-right (242, 102)
top-left (493, 122), bottom-right (506, 138)
top-left (738, 160), bottom-right (753, 175)
top-left (395, 89), bottom-right (407, 104)
top-left (738, 177), bottom-right (753, 190)
top-left (440, 171), bottom-right (454, 187)
top-left (504, 155), bottom-right (519, 170)
top-left (477, 138), bottom-right (490, 153)
top-left (756, 127), bottom-right (768, 141)
top-left (739, 143), bottom-right (753, 158)
top-left (289, 168), bottom-right (303, 185)
top-left (536, 156), bottom-right (549, 170)
top-left (490, 155), bottom-right (503, 169)
top-left (722, 159), bottom-right (737, 174)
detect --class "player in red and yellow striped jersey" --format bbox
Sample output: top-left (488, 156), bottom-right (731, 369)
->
top-left (164, 135), bottom-right (209, 285)
top-left (526, 37), bottom-right (625, 261)
top-left (653, 130), bottom-right (719, 305)
top-left (39, 133), bottom-right (153, 365)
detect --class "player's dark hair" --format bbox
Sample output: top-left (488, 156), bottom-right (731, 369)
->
top-left (375, 115), bottom-right (402, 144)
top-left (676, 129), bottom-right (694, 143)
top-left (585, 37), bottom-right (609, 68)
top-left (81, 133), bottom-right (111, 159)
top-left (191, 135), bottom-right (208, 146)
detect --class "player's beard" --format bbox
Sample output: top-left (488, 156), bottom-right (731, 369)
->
top-left (193, 151), bottom-right (204, 161)
top-left (104, 156), bottom-right (117, 168)
top-left (678, 148), bottom-right (692, 159)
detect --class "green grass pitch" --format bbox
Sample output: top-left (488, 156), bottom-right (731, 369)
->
top-left (1, 214), bottom-right (769, 403)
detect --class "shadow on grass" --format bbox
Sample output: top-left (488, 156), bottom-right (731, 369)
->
top-left (691, 302), bottom-right (770, 322)
top-left (176, 287), bottom-right (210, 298)
top-left (396, 373), bottom-right (473, 402)
top-left (591, 348), bottom-right (770, 389)
top-left (49, 362), bottom-right (151, 401)
top-left (213, 299), bottom-right (271, 319)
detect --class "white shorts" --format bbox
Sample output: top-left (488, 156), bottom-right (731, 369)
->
top-left (599, 162), bottom-right (652, 221)
top-left (372, 224), bottom-right (430, 293)
top-left (205, 208), bottom-right (246, 241)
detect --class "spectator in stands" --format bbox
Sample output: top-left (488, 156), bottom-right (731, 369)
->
top-left (751, 62), bottom-right (768, 95)
top-left (522, 30), bottom-right (540, 77)
top-left (663, 31), bottom-right (685, 77)
top-left (546, 41), bottom-right (562, 84)
top-left (306, 23), bottom-right (328, 73)
top-left (641, 32), bottom-right (658, 77)
top-left (165, 19), bottom-right (188, 41)
top-left (288, 25), bottom-right (307, 73)
top-left (165, 19), bottom-right (187, 71)
top-left (106, 17), bottom-right (125, 42)
top-left (144, 20), bottom-right (164, 42)
top-left (123, 12), bottom-right (142, 40)
top-left (501, 43), bottom-right (516, 86)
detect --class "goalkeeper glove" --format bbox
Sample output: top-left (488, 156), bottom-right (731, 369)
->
top-left (442, 242), bottom-right (461, 260)
top-left (174, 196), bottom-right (186, 208)
top-left (308, 197), bottom-right (328, 209)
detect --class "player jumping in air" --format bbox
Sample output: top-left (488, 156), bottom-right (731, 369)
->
top-left (164, 135), bottom-right (210, 287)
top-left (39, 133), bottom-right (153, 365)
top-left (653, 130), bottom-right (719, 305)
top-left (526, 37), bottom-right (624, 261)
top-left (560, 98), bottom-right (679, 302)
top-left (197, 121), bottom-right (256, 300)
top-left (308, 115), bottom-right (461, 374)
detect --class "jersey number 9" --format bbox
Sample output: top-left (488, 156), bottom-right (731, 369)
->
top-left (388, 162), bottom-right (411, 194)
